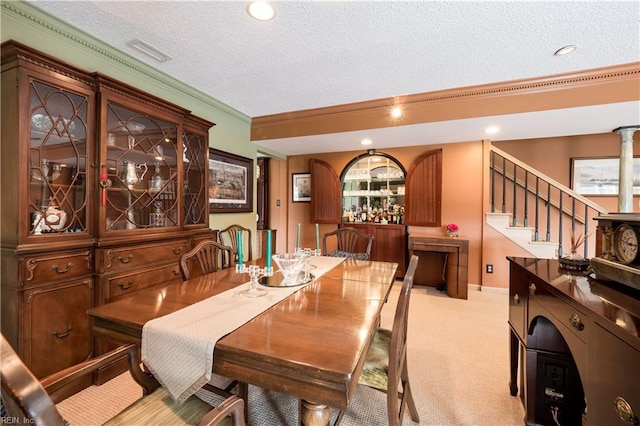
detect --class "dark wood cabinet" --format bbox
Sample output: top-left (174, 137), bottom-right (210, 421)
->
top-left (508, 257), bottom-right (640, 425)
top-left (310, 159), bottom-right (342, 224)
top-left (341, 223), bottom-right (406, 278)
top-left (1, 41), bottom-right (214, 385)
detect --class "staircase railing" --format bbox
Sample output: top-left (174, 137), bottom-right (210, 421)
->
top-left (489, 146), bottom-right (607, 259)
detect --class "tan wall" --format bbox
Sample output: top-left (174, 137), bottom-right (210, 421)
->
top-left (274, 130), bottom-right (640, 291)
top-left (284, 141), bottom-right (487, 287)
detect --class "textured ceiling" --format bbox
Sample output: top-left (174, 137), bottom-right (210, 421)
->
top-left (28, 0), bottom-right (640, 154)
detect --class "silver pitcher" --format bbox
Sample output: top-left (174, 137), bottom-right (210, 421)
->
top-left (121, 161), bottom-right (148, 189)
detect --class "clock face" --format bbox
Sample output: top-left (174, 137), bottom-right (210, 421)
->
top-left (613, 224), bottom-right (639, 265)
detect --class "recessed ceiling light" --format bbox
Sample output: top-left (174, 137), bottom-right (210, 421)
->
top-left (391, 106), bottom-right (403, 119)
top-left (247, 1), bottom-right (275, 21)
top-left (360, 139), bottom-right (373, 146)
top-left (484, 126), bottom-right (500, 135)
top-left (554, 45), bottom-right (577, 56)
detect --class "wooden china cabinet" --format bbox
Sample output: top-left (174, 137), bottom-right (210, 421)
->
top-left (0, 41), bottom-right (214, 388)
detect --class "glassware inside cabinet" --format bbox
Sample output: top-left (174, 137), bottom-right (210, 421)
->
top-left (341, 153), bottom-right (406, 224)
top-left (103, 103), bottom-right (178, 231)
top-left (29, 80), bottom-right (89, 235)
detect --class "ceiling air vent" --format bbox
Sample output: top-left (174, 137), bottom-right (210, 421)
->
top-left (127, 39), bottom-right (172, 63)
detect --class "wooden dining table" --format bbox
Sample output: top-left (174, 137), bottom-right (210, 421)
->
top-left (88, 257), bottom-right (398, 425)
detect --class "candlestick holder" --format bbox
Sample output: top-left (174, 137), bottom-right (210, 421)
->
top-left (236, 264), bottom-right (273, 297)
top-left (295, 247), bottom-right (322, 256)
top-left (291, 248), bottom-right (319, 282)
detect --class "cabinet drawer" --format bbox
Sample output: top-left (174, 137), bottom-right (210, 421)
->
top-left (99, 239), bottom-right (188, 273)
top-left (22, 250), bottom-right (93, 286)
top-left (529, 279), bottom-right (588, 343)
top-left (107, 263), bottom-right (182, 301)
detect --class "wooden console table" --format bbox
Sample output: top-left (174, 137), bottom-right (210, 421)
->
top-left (508, 257), bottom-right (640, 425)
top-left (408, 234), bottom-right (468, 299)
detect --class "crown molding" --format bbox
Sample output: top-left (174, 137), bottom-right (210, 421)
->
top-left (251, 62), bottom-right (640, 141)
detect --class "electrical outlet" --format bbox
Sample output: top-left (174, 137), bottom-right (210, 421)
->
top-left (486, 264), bottom-right (493, 274)
top-left (276, 199), bottom-right (281, 206)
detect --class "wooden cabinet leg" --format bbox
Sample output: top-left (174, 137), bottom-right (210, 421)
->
top-left (509, 329), bottom-right (519, 396)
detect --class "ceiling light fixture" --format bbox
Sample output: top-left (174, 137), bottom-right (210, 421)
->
top-left (391, 106), bottom-right (403, 119)
top-left (360, 139), bottom-right (373, 146)
top-left (247, 1), bottom-right (276, 21)
top-left (484, 126), bottom-right (500, 135)
top-left (554, 45), bottom-right (577, 56)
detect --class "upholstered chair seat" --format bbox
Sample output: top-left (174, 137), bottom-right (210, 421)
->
top-left (104, 386), bottom-right (235, 426)
top-left (326, 249), bottom-right (370, 260)
top-left (358, 328), bottom-right (392, 391)
top-left (334, 255), bottom-right (420, 426)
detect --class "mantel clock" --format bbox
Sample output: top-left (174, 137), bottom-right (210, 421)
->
top-left (591, 213), bottom-right (640, 292)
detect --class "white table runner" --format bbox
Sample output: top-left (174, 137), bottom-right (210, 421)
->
top-left (141, 256), bottom-right (345, 403)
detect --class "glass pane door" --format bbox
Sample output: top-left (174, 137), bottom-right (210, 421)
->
top-left (183, 129), bottom-right (207, 226)
top-left (29, 80), bottom-right (89, 235)
top-left (103, 103), bottom-right (178, 232)
top-left (341, 154), bottom-right (406, 224)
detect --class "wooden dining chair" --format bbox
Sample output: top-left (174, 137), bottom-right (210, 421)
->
top-left (0, 334), bottom-right (246, 426)
top-left (180, 240), bottom-right (235, 280)
top-left (218, 225), bottom-right (252, 263)
top-left (335, 255), bottom-right (420, 426)
top-left (322, 227), bottom-right (374, 260)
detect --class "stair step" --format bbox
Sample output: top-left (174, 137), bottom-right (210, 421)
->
top-left (486, 212), bottom-right (558, 258)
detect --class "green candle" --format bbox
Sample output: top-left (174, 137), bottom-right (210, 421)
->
top-left (266, 230), bottom-right (272, 268)
top-left (237, 230), bottom-right (243, 265)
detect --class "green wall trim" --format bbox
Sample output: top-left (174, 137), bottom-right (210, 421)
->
top-left (1, 0), bottom-right (250, 125)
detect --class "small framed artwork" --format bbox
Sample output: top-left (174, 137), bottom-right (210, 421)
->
top-left (292, 172), bottom-right (311, 202)
top-left (571, 156), bottom-right (640, 196)
top-left (209, 149), bottom-right (253, 213)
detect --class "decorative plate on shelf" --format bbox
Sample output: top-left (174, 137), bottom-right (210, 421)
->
top-left (112, 121), bottom-right (145, 133)
top-left (31, 114), bottom-right (75, 133)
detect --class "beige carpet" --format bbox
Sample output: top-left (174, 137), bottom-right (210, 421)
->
top-left (57, 284), bottom-right (525, 425)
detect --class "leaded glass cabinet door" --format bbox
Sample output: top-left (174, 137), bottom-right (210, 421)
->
top-left (101, 102), bottom-right (179, 233)
top-left (183, 116), bottom-right (213, 227)
top-left (29, 79), bottom-right (93, 237)
top-left (341, 153), bottom-right (406, 224)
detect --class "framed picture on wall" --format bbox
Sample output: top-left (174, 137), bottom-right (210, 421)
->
top-left (292, 172), bottom-right (311, 202)
top-left (570, 156), bottom-right (640, 196)
top-left (209, 149), bottom-right (253, 212)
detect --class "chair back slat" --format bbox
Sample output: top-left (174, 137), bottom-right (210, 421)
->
top-left (180, 240), bottom-right (235, 280)
top-left (322, 228), bottom-right (374, 259)
top-left (219, 225), bottom-right (253, 263)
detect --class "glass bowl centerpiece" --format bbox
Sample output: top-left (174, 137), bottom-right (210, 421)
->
top-left (272, 252), bottom-right (311, 285)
